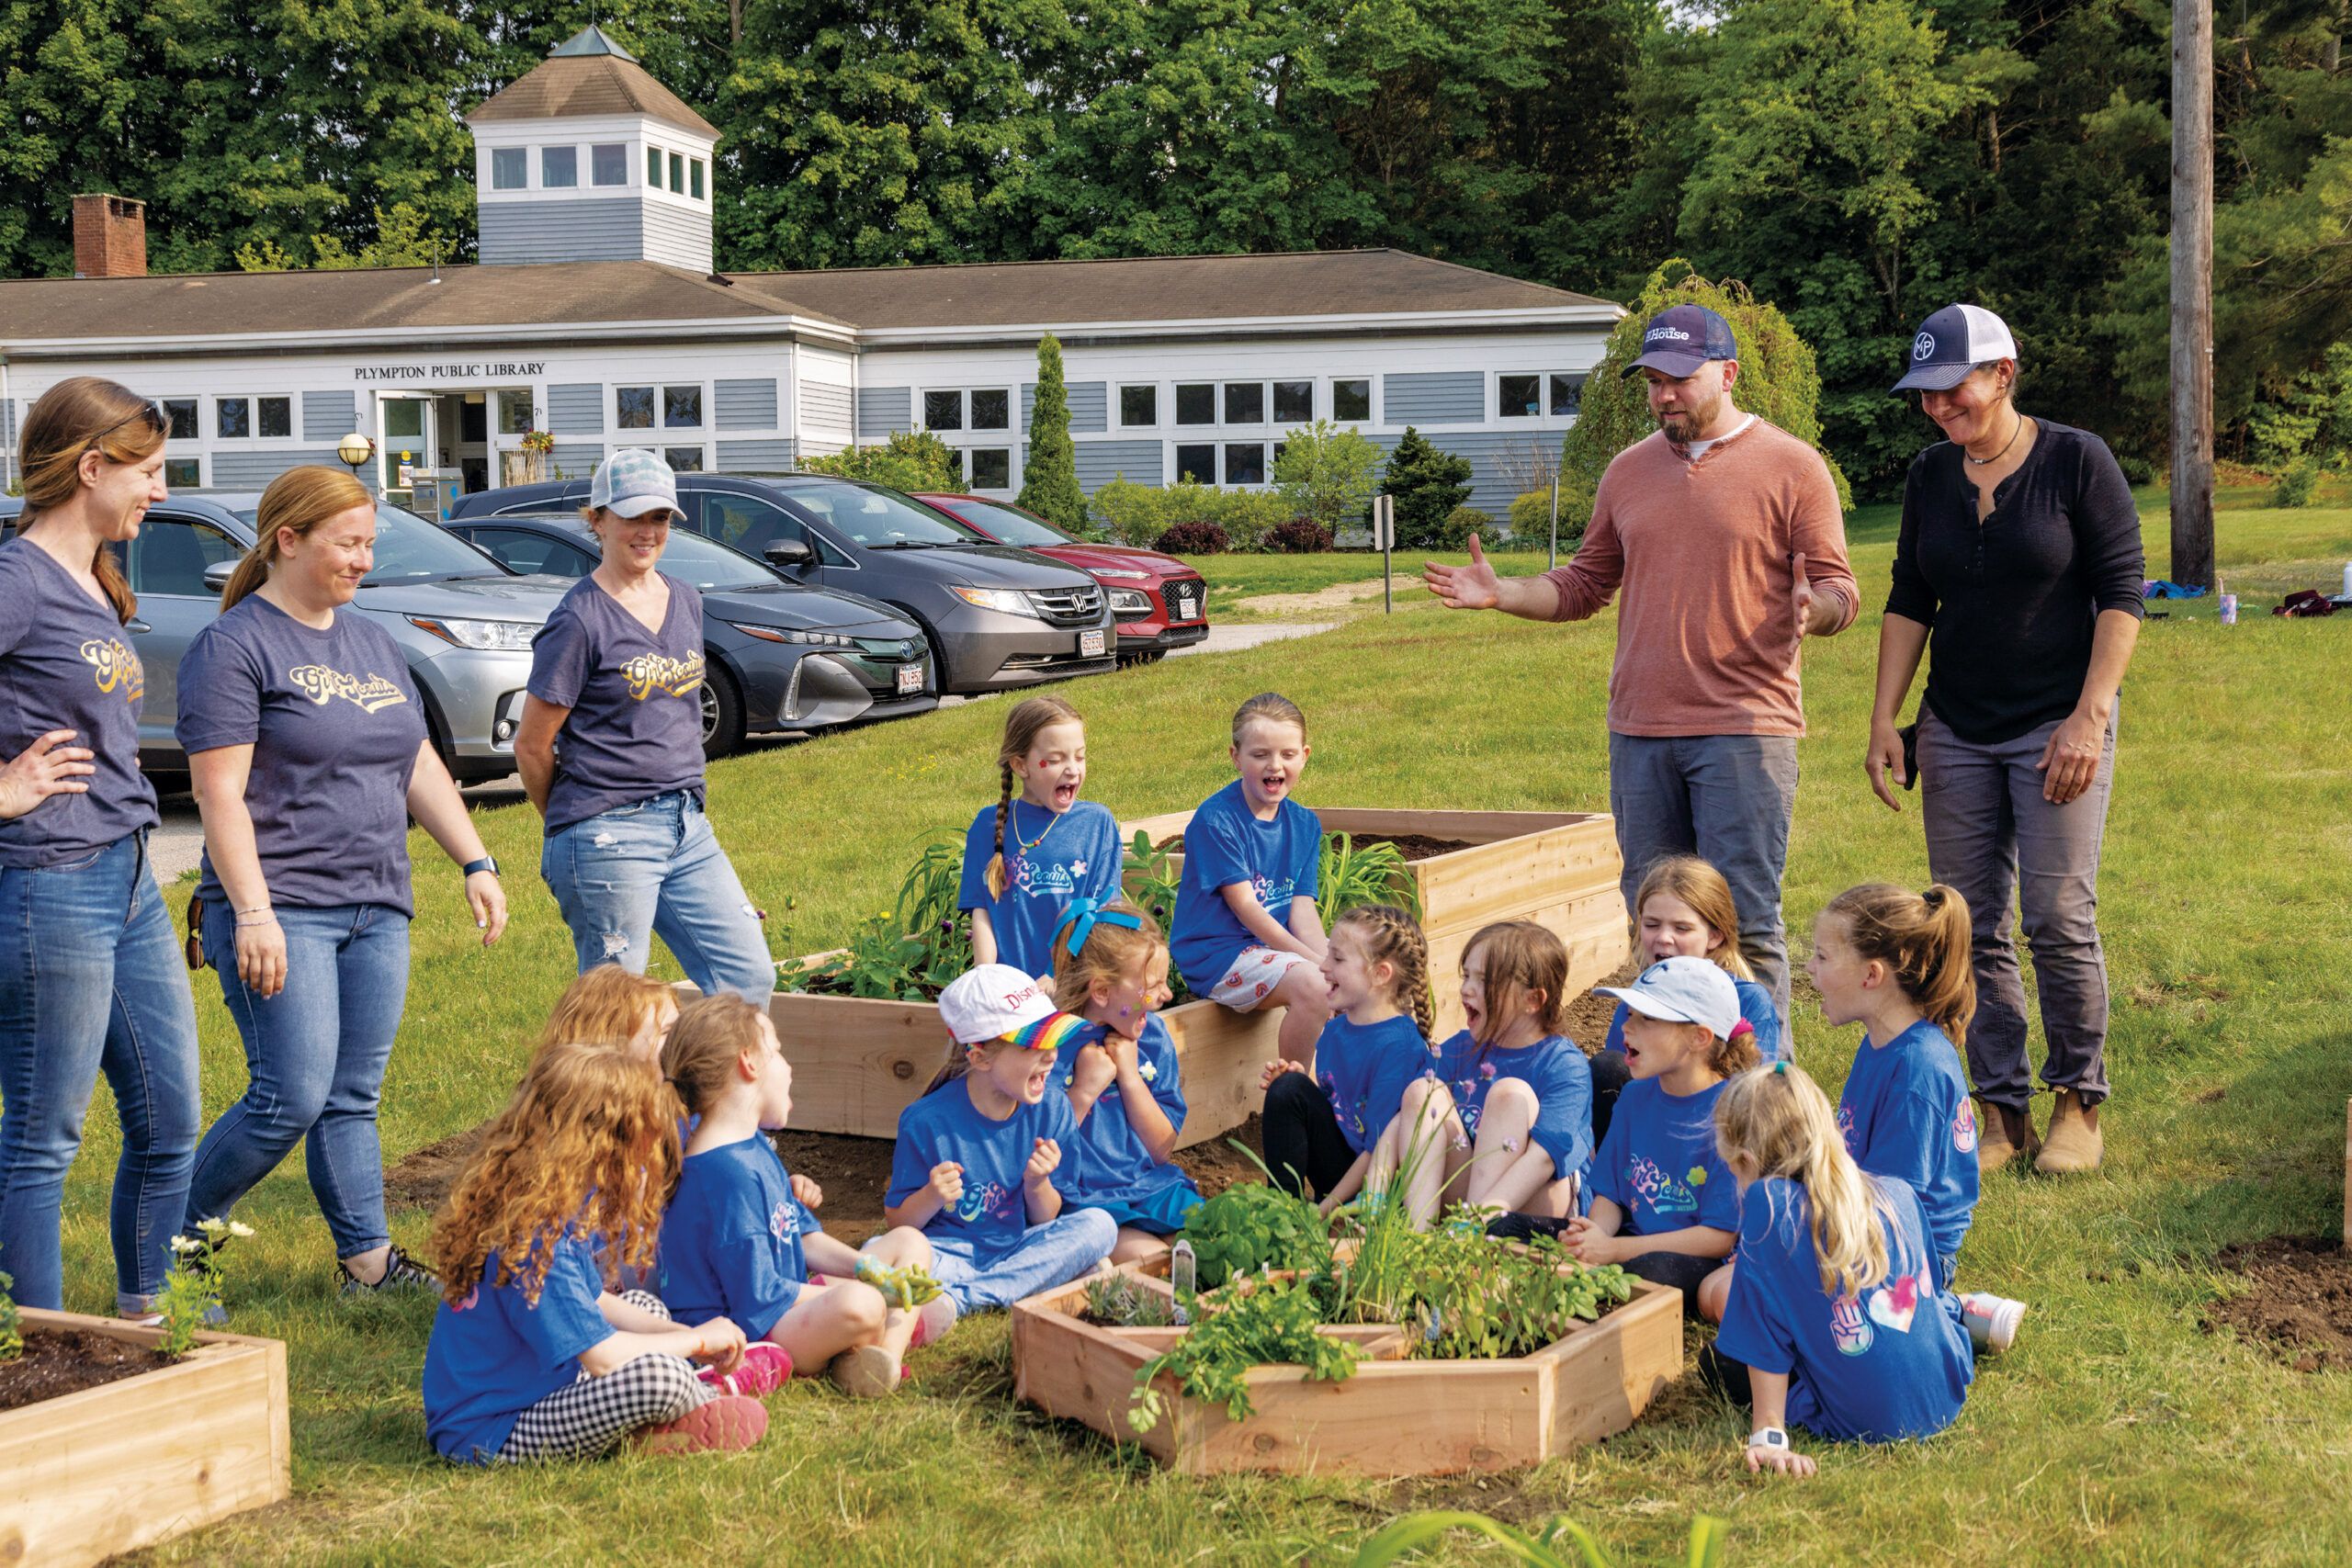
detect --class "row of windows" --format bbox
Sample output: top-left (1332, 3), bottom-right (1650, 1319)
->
top-left (911, 373), bottom-right (1580, 436)
top-left (486, 143), bottom-right (705, 200)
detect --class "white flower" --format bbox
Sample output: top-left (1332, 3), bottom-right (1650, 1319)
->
top-left (227, 1221), bottom-right (255, 1239)
top-left (1138, 1062), bottom-right (1158, 1083)
top-left (194, 1216), bottom-right (230, 1236)
top-left (169, 1235), bottom-right (201, 1255)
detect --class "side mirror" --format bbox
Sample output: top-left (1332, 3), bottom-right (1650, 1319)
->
top-left (202, 561), bottom-right (236, 592)
top-left (763, 538), bottom-right (814, 570)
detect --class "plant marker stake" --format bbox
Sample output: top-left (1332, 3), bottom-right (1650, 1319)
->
top-left (1373, 492), bottom-right (1395, 615)
top-left (1170, 1239), bottom-right (1195, 1325)
top-left (1548, 475), bottom-right (1559, 570)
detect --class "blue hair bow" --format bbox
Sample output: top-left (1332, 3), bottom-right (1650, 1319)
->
top-left (1062, 896), bottom-right (1142, 956)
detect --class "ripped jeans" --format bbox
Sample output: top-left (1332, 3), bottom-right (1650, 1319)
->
top-left (539, 792), bottom-right (775, 1004)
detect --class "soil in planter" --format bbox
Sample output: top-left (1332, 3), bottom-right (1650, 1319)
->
top-left (1155, 831), bottom-right (1472, 863)
top-left (0, 1325), bottom-right (162, 1413)
top-left (2204, 1235), bottom-right (2352, 1371)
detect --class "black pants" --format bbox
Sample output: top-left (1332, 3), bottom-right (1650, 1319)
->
top-left (1486, 1212), bottom-right (1717, 1319)
top-left (1262, 1071), bottom-right (1355, 1200)
top-left (1698, 1342), bottom-right (1752, 1405)
top-left (1589, 1047), bottom-right (1630, 1150)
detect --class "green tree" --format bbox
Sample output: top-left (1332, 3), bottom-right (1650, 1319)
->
top-left (797, 430), bottom-right (960, 492)
top-left (1272, 419), bottom-right (1384, 532)
top-left (1381, 427), bottom-right (1472, 550)
top-left (1018, 333), bottom-right (1088, 531)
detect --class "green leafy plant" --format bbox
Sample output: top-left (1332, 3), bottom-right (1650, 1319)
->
top-left (796, 430), bottom-right (961, 494)
top-left (0, 1269), bottom-right (22, 1362)
top-left (1121, 829), bottom-right (1193, 1004)
top-left (777, 832), bottom-right (973, 1000)
top-left (1381, 427), bottom-right (1474, 550)
top-left (1178, 1168), bottom-right (1333, 1290)
top-left (1130, 1274), bottom-right (1363, 1429)
top-left (1318, 833), bottom-right (1423, 923)
top-left (158, 1216), bottom-right (252, 1359)
top-left (1273, 419), bottom-right (1385, 534)
top-left (1352, 1509), bottom-right (1727, 1567)
top-left (1440, 505), bottom-right (1498, 548)
top-left (1084, 1270), bottom-right (1175, 1328)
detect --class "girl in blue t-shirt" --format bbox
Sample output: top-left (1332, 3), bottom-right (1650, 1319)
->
top-left (1431, 920), bottom-right (1592, 1219)
top-left (884, 965), bottom-right (1117, 1312)
top-left (659, 996), bottom-right (956, 1398)
top-left (1048, 898), bottom-right (1200, 1264)
top-left (423, 1040), bottom-right (765, 1464)
top-left (960, 695), bottom-right (1124, 981)
top-left (1810, 883), bottom-right (2026, 1351)
top-left (1171, 693), bottom-right (1334, 1069)
top-left (1263, 905), bottom-right (1451, 1224)
top-left (1705, 1063), bottom-right (1974, 1477)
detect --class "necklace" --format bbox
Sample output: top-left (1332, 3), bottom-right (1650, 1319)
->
top-left (1964, 411), bottom-right (2026, 467)
top-left (1012, 798), bottom-right (1062, 854)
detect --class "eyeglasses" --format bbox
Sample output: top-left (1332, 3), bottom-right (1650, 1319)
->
top-left (91, 400), bottom-right (168, 450)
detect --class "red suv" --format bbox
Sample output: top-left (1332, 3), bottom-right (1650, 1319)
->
top-left (917, 493), bottom-right (1209, 663)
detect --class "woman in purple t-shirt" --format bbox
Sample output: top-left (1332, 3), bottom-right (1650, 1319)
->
top-left (514, 451), bottom-right (772, 1003)
top-left (178, 467), bottom-right (510, 1295)
top-left (0, 378), bottom-right (203, 1315)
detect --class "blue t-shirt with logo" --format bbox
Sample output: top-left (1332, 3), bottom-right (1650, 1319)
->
top-left (0, 539), bottom-right (157, 866)
top-left (888, 1079), bottom-right (1085, 1262)
top-left (1713, 1175), bottom-right (1973, 1443)
top-left (177, 595), bottom-right (426, 914)
top-left (528, 573), bottom-right (707, 834)
top-left (1589, 1077), bottom-right (1740, 1236)
top-left (1430, 1031), bottom-right (1594, 1185)
top-left (656, 1134), bottom-right (811, 1340)
top-left (1061, 1014), bottom-right (1197, 1204)
top-left (1604, 977), bottom-right (1782, 1064)
top-left (1170, 779), bottom-right (1321, 996)
top-left (1837, 1020), bottom-right (1979, 1274)
top-left (423, 1235), bottom-right (615, 1464)
top-left (1310, 1012), bottom-right (1433, 1157)
top-left (957, 799), bottom-right (1124, 978)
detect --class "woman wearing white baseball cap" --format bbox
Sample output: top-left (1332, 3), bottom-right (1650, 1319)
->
top-left (1864, 305), bottom-right (2144, 1176)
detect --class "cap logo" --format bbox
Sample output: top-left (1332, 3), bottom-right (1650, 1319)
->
top-left (1645, 327), bottom-right (1692, 344)
top-left (1913, 332), bottom-right (1936, 361)
top-left (1638, 960), bottom-right (1672, 984)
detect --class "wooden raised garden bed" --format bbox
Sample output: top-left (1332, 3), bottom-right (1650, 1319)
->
top-left (0, 1308), bottom-right (290, 1567)
top-left (1010, 1256), bottom-right (1681, 1475)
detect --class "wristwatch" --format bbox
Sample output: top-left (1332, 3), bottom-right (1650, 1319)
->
top-left (1747, 1426), bottom-right (1791, 1451)
top-left (462, 856), bottom-right (501, 878)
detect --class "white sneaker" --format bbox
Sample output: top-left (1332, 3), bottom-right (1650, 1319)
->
top-left (1959, 1292), bottom-right (2027, 1353)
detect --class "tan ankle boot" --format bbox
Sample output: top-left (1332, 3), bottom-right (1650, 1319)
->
top-left (2035, 1089), bottom-right (2102, 1174)
top-left (1973, 1099), bottom-right (2038, 1174)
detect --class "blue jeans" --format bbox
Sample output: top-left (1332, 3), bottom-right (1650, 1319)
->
top-left (540, 792), bottom-right (774, 1004)
top-left (188, 900), bottom-right (410, 1258)
top-left (0, 832), bottom-right (202, 1312)
top-left (927, 1208), bottom-right (1117, 1312)
top-left (1608, 732), bottom-right (1800, 1039)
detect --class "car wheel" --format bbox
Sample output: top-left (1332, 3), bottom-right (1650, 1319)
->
top-left (701, 660), bottom-right (746, 760)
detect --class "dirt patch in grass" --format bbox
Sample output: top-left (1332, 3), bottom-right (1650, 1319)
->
top-left (0, 1325), bottom-right (161, 1413)
top-left (2205, 1235), bottom-right (2352, 1371)
top-left (385, 1125), bottom-right (485, 1213)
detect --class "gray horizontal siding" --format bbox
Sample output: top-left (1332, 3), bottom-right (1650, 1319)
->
top-left (208, 447), bottom-right (341, 488)
top-left (1384, 372), bottom-right (1484, 426)
top-left (797, 381), bottom-right (852, 434)
top-left (548, 443), bottom-right (605, 479)
top-left (855, 386), bottom-right (910, 440)
top-left (640, 198), bottom-right (713, 273)
top-left (1070, 439), bottom-right (1163, 491)
top-left (547, 383), bottom-right (604, 435)
top-left (301, 390), bottom-right (356, 442)
top-left (1366, 429), bottom-right (1563, 521)
top-left (715, 378), bottom-right (780, 431)
top-left (717, 438), bottom-right (796, 473)
top-left (0, 400), bottom-right (15, 486)
top-left (1021, 380), bottom-right (1106, 434)
top-left (478, 198), bottom-right (648, 265)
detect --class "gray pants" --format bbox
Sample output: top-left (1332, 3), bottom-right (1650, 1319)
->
top-left (1917, 709), bottom-right (2117, 1111)
top-left (1607, 732), bottom-right (1799, 1037)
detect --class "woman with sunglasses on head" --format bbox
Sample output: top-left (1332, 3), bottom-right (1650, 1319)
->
top-left (514, 451), bottom-right (773, 1004)
top-left (0, 378), bottom-right (203, 1315)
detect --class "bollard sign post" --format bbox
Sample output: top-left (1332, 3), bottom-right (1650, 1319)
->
top-left (1373, 493), bottom-right (1396, 614)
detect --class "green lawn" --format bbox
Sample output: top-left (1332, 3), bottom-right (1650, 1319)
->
top-left (37, 489), bottom-right (2352, 1564)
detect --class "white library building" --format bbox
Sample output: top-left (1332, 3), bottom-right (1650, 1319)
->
top-left (0, 27), bottom-right (1621, 518)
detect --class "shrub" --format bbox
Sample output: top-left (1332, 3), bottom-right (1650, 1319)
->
top-left (1158, 520), bottom-right (1230, 554)
top-left (1089, 476), bottom-right (1173, 546)
top-left (1090, 479), bottom-right (1287, 550)
top-left (1272, 420), bottom-right (1384, 533)
top-left (1383, 427), bottom-right (1474, 549)
top-left (797, 429), bottom-right (959, 493)
top-left (1265, 517), bottom-right (1335, 553)
top-left (1213, 489), bottom-right (1290, 551)
top-left (1439, 506), bottom-right (1497, 548)
top-left (2273, 453), bottom-right (2323, 507)
top-left (1018, 333), bottom-right (1088, 531)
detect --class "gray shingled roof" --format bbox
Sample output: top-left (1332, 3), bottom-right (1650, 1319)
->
top-left (467, 47), bottom-right (719, 140)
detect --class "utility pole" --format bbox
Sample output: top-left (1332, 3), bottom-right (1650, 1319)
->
top-left (2170, 0), bottom-right (2216, 588)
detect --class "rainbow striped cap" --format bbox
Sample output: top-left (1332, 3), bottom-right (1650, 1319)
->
top-left (1003, 1010), bottom-right (1089, 1054)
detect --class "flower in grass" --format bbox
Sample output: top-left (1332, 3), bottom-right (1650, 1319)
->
top-left (227, 1221), bottom-right (254, 1239)
top-left (170, 1235), bottom-right (201, 1255)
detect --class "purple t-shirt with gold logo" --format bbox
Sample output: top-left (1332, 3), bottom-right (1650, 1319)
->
top-left (527, 574), bottom-right (707, 834)
top-left (177, 595), bottom-right (426, 914)
top-left (0, 537), bottom-right (158, 866)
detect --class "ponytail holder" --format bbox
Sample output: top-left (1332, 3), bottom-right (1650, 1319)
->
top-left (1773, 1061), bottom-right (1788, 1075)
top-left (1061, 896), bottom-right (1141, 956)
top-left (1729, 1018), bottom-right (1754, 1041)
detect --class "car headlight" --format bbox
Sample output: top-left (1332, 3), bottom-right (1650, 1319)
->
top-left (950, 585), bottom-right (1040, 617)
top-left (1092, 568), bottom-right (1151, 581)
top-left (1107, 589), bottom-right (1153, 615)
top-left (406, 615), bottom-right (537, 650)
top-left (728, 621), bottom-right (856, 648)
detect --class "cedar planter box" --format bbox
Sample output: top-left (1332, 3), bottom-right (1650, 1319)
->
top-left (1009, 1257), bottom-right (1682, 1475)
top-left (0, 1309), bottom-right (291, 1567)
top-left (1120, 807), bottom-right (1629, 1042)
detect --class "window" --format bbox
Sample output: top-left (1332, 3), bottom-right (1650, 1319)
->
top-left (593, 143), bottom-right (627, 186)
top-left (1175, 384), bottom-right (1215, 425)
top-left (969, 448), bottom-right (1012, 489)
top-left (459, 400), bottom-right (488, 443)
top-left (163, 400), bottom-right (197, 440)
top-left (1174, 444), bottom-right (1216, 483)
top-left (616, 387), bottom-right (656, 429)
top-left (256, 397), bottom-right (290, 438)
top-left (663, 446), bottom-right (704, 472)
top-left (1119, 384), bottom-right (1157, 426)
top-left (382, 399), bottom-right (426, 441)
top-left (924, 390), bottom-right (964, 431)
top-left (1223, 443), bottom-right (1266, 486)
top-left (542, 146), bottom-right (577, 188)
top-left (216, 399), bottom-right (250, 439)
top-left (701, 493), bottom-right (806, 555)
top-left (1550, 373), bottom-right (1585, 416)
top-left (124, 519), bottom-right (240, 596)
top-left (164, 457), bottom-right (200, 489)
top-left (669, 152), bottom-right (685, 194)
top-left (497, 391), bottom-right (535, 436)
top-left (662, 387), bottom-right (702, 428)
top-left (1333, 378), bottom-right (1372, 422)
top-left (491, 147), bottom-right (526, 190)
top-left (970, 389), bottom-right (1010, 431)
top-left (690, 159), bottom-right (705, 200)
top-left (1224, 382), bottom-right (1263, 423)
top-left (472, 528), bottom-right (598, 579)
top-left (648, 146), bottom-right (663, 186)
top-left (1273, 380), bottom-right (1313, 423)
top-left (1498, 374), bottom-right (1542, 418)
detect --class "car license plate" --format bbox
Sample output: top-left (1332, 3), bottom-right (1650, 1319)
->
top-left (1173, 589), bottom-right (1197, 620)
top-left (896, 665), bottom-right (924, 694)
top-left (1080, 628), bottom-right (1107, 658)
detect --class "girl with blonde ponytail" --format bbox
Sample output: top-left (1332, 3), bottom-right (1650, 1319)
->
top-left (957, 695), bottom-right (1121, 979)
top-left (1704, 1063), bottom-right (1975, 1474)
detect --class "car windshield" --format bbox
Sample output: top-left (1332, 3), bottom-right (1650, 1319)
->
top-left (633, 527), bottom-right (774, 591)
top-left (232, 503), bottom-right (503, 585)
top-left (782, 481), bottom-right (985, 547)
top-left (939, 497), bottom-right (1067, 547)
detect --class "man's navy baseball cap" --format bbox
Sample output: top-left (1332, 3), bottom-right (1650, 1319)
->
top-left (1893, 304), bottom-right (2018, 392)
top-left (1625, 304), bottom-right (1738, 378)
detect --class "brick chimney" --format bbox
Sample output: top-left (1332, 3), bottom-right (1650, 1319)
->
top-left (72, 194), bottom-right (148, 279)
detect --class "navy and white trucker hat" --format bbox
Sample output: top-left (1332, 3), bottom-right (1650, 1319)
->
top-left (1625, 304), bottom-right (1739, 379)
top-left (1894, 304), bottom-right (2018, 392)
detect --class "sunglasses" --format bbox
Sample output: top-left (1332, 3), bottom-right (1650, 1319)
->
top-left (92, 400), bottom-right (169, 449)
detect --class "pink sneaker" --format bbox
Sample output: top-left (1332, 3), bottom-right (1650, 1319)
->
top-left (632, 1393), bottom-right (768, 1455)
top-left (909, 1293), bottom-right (959, 1349)
top-left (698, 1341), bottom-right (793, 1397)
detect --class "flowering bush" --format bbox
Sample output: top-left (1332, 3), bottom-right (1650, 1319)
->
top-left (158, 1216), bottom-right (253, 1359)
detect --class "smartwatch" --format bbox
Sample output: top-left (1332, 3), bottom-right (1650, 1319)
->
top-left (462, 856), bottom-right (501, 878)
top-left (1747, 1427), bottom-right (1791, 1452)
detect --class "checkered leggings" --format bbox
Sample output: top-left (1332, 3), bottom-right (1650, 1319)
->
top-left (495, 1291), bottom-right (713, 1462)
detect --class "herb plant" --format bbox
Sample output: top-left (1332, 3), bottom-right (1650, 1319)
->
top-left (1317, 833), bottom-right (1424, 923)
top-left (1084, 1271), bottom-right (1174, 1328)
top-left (1130, 1276), bottom-right (1363, 1429)
top-left (0, 1269), bottom-right (21, 1363)
top-left (777, 832), bottom-right (974, 1000)
top-left (1122, 830), bottom-right (1193, 1004)
top-left (1178, 1169), bottom-right (1331, 1290)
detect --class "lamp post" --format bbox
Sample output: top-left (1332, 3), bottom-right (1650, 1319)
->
top-left (336, 432), bottom-right (377, 486)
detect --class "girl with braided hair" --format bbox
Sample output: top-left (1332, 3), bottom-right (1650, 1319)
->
top-left (958, 695), bottom-right (1122, 980)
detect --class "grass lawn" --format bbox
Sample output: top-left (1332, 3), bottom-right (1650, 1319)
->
top-left (35, 489), bottom-right (2352, 1564)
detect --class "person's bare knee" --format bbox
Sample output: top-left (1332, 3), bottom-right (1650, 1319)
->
top-left (836, 1280), bottom-right (888, 1339)
top-left (1699, 1263), bottom-right (1734, 1325)
top-left (1111, 1228), bottom-right (1170, 1264)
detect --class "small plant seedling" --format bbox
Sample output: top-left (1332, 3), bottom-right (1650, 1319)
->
top-left (158, 1216), bottom-right (253, 1359)
top-left (0, 1269), bottom-right (21, 1363)
top-left (1085, 1272), bottom-right (1174, 1328)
